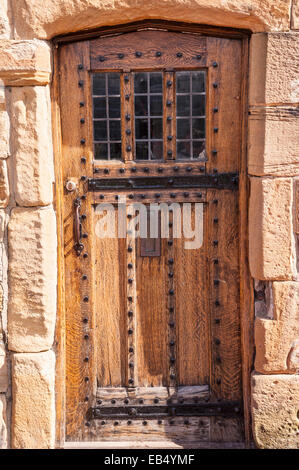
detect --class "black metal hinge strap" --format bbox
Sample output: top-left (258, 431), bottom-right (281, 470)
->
top-left (88, 401), bottom-right (242, 420)
top-left (88, 173), bottom-right (239, 192)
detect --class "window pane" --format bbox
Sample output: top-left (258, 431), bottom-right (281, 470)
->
top-left (150, 118), bottom-right (163, 139)
top-left (177, 95), bottom-right (190, 116)
top-left (150, 95), bottom-right (162, 116)
top-left (177, 119), bottom-right (190, 140)
top-left (135, 95), bottom-right (148, 116)
top-left (192, 118), bottom-right (205, 139)
top-left (193, 141), bottom-right (206, 160)
top-left (94, 97), bottom-right (106, 119)
top-left (108, 73), bottom-right (120, 95)
top-left (192, 71), bottom-right (205, 93)
top-left (109, 120), bottom-right (121, 140)
top-left (110, 142), bottom-right (121, 160)
top-left (94, 143), bottom-right (108, 160)
top-left (177, 141), bottom-right (190, 159)
top-left (135, 73), bottom-right (148, 93)
top-left (150, 141), bottom-right (163, 160)
top-left (136, 142), bottom-right (148, 160)
top-left (192, 95), bottom-right (205, 116)
top-left (94, 120), bottom-right (107, 141)
top-left (109, 97), bottom-right (120, 118)
top-left (150, 73), bottom-right (162, 93)
top-left (92, 72), bottom-right (122, 161)
top-left (93, 74), bottom-right (106, 95)
top-left (135, 119), bottom-right (148, 140)
top-left (177, 73), bottom-right (190, 93)
top-left (176, 70), bottom-right (206, 160)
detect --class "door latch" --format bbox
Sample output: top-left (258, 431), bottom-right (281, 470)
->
top-left (74, 198), bottom-right (84, 256)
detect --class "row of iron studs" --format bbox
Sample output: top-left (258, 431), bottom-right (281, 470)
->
top-left (78, 62), bottom-right (93, 421)
top-left (127, 206), bottom-right (137, 387)
top-left (168, 212), bottom-right (176, 385)
top-left (211, 60), bottom-right (222, 392)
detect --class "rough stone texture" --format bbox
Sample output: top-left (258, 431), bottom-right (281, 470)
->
top-left (8, 207), bottom-right (57, 353)
top-left (291, 0), bottom-right (299, 29)
top-left (249, 177), bottom-right (294, 280)
top-left (12, 351), bottom-right (55, 449)
top-left (10, 86), bottom-right (54, 207)
top-left (0, 338), bottom-right (7, 393)
top-left (248, 107), bottom-right (299, 176)
top-left (255, 282), bottom-right (299, 373)
top-left (0, 0), bottom-right (11, 39)
top-left (0, 159), bottom-right (9, 207)
top-left (0, 109), bottom-right (10, 159)
top-left (11, 0), bottom-right (292, 39)
top-left (251, 373), bottom-right (299, 448)
top-left (0, 39), bottom-right (51, 85)
top-left (0, 395), bottom-right (7, 449)
top-left (249, 33), bottom-right (299, 105)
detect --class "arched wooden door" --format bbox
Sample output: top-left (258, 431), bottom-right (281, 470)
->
top-left (57, 27), bottom-right (248, 448)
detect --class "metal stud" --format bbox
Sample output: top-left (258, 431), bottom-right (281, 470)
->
top-left (156, 51), bottom-right (162, 57)
top-left (128, 278), bottom-right (133, 284)
top-left (135, 51), bottom-right (142, 57)
top-left (99, 56), bottom-right (106, 62)
top-left (166, 100), bottom-right (172, 107)
top-left (125, 94), bottom-right (130, 100)
top-left (119, 168), bottom-right (125, 173)
top-left (126, 129), bottom-right (131, 135)
top-left (80, 102), bottom-right (85, 107)
top-left (99, 194), bottom-right (104, 199)
top-left (170, 193), bottom-right (176, 198)
top-left (168, 240), bottom-right (173, 246)
top-left (197, 192), bottom-right (202, 198)
top-left (158, 167), bottom-right (163, 172)
top-left (214, 218), bottom-right (219, 223)
top-left (81, 175), bottom-right (87, 181)
top-left (214, 279), bottom-right (220, 286)
top-left (169, 307), bottom-right (174, 312)
top-left (80, 138), bottom-right (86, 145)
top-left (196, 54), bottom-right (202, 60)
top-left (128, 296), bottom-right (133, 302)
top-left (85, 421), bottom-right (91, 427)
top-left (213, 107), bottom-right (218, 113)
top-left (167, 116), bottom-right (172, 121)
top-left (186, 166), bottom-right (192, 172)
top-left (81, 214), bottom-right (87, 220)
top-left (216, 378), bottom-right (221, 385)
top-left (215, 318), bottom-right (221, 324)
top-left (118, 53), bottom-right (124, 59)
top-left (114, 421), bottom-right (119, 426)
top-left (155, 193), bottom-right (161, 198)
top-left (168, 258), bottom-right (174, 264)
top-left (212, 149), bottom-right (218, 155)
top-left (213, 83), bottom-right (218, 88)
top-left (169, 289), bottom-right (174, 295)
top-left (83, 318), bottom-right (88, 323)
top-left (80, 118), bottom-right (85, 124)
top-left (127, 420), bottom-right (132, 425)
top-left (124, 75), bottom-right (129, 82)
top-left (84, 357), bottom-right (89, 362)
top-left (214, 259), bottom-right (219, 265)
top-left (125, 114), bottom-right (131, 121)
top-left (215, 300), bottom-right (220, 306)
top-left (213, 61), bottom-right (218, 67)
top-left (213, 240), bottom-right (219, 246)
top-left (168, 272), bottom-right (174, 278)
top-left (128, 378), bottom-right (134, 384)
top-left (167, 150), bottom-right (173, 156)
top-left (84, 334), bottom-right (89, 340)
top-left (213, 199), bottom-right (218, 204)
top-left (128, 246), bottom-right (133, 252)
top-left (128, 194), bottom-right (134, 199)
top-left (94, 168), bottom-right (100, 173)
top-left (139, 399), bottom-right (144, 404)
top-left (143, 421), bottom-right (147, 426)
top-left (128, 328), bottom-right (133, 335)
top-left (214, 127), bottom-right (219, 133)
top-left (143, 167), bottom-right (149, 173)
top-left (84, 396), bottom-right (89, 402)
top-left (169, 322), bottom-right (175, 328)
top-left (128, 310), bottom-right (133, 317)
top-left (78, 80), bottom-right (84, 87)
top-left (169, 340), bottom-right (175, 346)
top-left (81, 195), bottom-right (86, 200)
top-left (154, 398), bottom-right (159, 404)
top-left (104, 168), bottom-right (110, 174)
top-left (183, 192), bottom-right (189, 197)
top-left (128, 263), bottom-right (133, 269)
top-left (170, 357), bottom-right (175, 364)
top-left (176, 52), bottom-right (183, 58)
top-left (129, 347), bottom-right (134, 353)
top-left (170, 375), bottom-right (175, 380)
top-left (167, 135), bottom-right (173, 141)
top-left (81, 157), bottom-right (86, 163)
top-left (126, 145), bottom-right (132, 152)
top-left (129, 362), bottom-right (134, 368)
top-left (168, 179), bottom-right (174, 185)
top-left (158, 420), bottom-right (163, 424)
top-left (167, 80), bottom-right (172, 87)
top-left (83, 253), bottom-right (88, 259)
top-left (82, 275), bottom-right (88, 280)
top-left (124, 399), bottom-right (129, 404)
top-left (83, 295), bottom-right (89, 302)
top-left (215, 338), bottom-right (221, 345)
top-left (131, 167), bottom-right (137, 172)
top-left (78, 64), bottom-right (83, 70)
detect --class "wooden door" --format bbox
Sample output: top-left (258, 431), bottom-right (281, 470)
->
top-left (58, 29), bottom-right (246, 447)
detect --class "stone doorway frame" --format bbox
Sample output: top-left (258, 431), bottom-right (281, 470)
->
top-left (1, 2), bottom-right (297, 449)
top-left (52, 20), bottom-right (253, 448)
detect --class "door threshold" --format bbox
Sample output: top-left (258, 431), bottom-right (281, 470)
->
top-left (63, 441), bottom-right (246, 449)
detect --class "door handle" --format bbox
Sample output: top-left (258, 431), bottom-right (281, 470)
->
top-left (74, 197), bottom-right (84, 256)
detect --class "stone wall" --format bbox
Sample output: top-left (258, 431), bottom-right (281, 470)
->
top-left (0, 0), bottom-right (298, 449)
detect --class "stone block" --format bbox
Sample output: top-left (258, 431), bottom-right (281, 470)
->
top-left (10, 86), bottom-right (54, 207)
top-left (251, 373), bottom-right (299, 448)
top-left (249, 177), bottom-right (294, 280)
top-left (8, 207), bottom-right (57, 353)
top-left (11, 351), bottom-right (55, 449)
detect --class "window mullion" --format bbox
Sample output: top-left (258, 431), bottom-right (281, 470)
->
top-left (164, 71), bottom-right (175, 161)
top-left (122, 71), bottom-right (133, 162)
